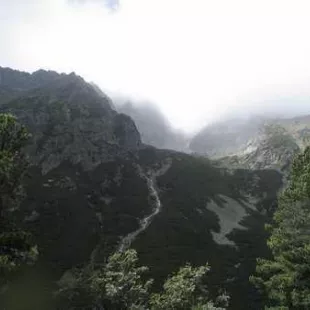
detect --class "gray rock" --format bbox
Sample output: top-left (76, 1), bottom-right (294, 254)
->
top-left (1, 71), bottom-right (141, 173)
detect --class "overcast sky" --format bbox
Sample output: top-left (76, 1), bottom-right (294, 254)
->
top-left (1, 0), bottom-right (310, 131)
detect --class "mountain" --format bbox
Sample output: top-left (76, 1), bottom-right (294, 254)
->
top-left (114, 99), bottom-right (189, 152)
top-left (190, 116), bottom-right (265, 158)
top-left (0, 67), bottom-right (284, 309)
top-left (0, 71), bottom-right (139, 173)
top-left (0, 67), bottom-right (61, 104)
top-left (190, 115), bottom-right (310, 172)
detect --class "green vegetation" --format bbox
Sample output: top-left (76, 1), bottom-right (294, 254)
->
top-left (0, 114), bottom-right (37, 281)
top-left (150, 263), bottom-right (228, 310)
top-left (57, 249), bottom-right (228, 310)
top-left (251, 146), bottom-right (310, 309)
top-left (0, 113), bottom-right (38, 309)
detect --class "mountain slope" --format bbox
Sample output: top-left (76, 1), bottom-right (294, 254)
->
top-left (0, 71), bottom-right (139, 173)
top-left (190, 116), bottom-right (265, 157)
top-left (0, 67), bottom-right (283, 309)
top-left (191, 115), bottom-right (310, 172)
top-left (0, 67), bottom-right (61, 105)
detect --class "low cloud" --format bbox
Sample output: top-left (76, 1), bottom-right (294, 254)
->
top-left (69, 0), bottom-right (119, 10)
top-left (1, 0), bottom-right (310, 132)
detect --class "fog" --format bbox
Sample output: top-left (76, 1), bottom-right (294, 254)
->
top-left (113, 96), bottom-right (190, 151)
top-left (1, 0), bottom-right (310, 132)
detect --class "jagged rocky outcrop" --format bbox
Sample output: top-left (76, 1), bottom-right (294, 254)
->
top-left (189, 116), bottom-right (266, 157)
top-left (0, 67), bottom-right (284, 309)
top-left (240, 126), bottom-right (300, 171)
top-left (0, 70), bottom-right (140, 173)
top-left (0, 67), bottom-right (59, 90)
top-left (0, 67), bottom-right (61, 105)
top-left (191, 115), bottom-right (310, 173)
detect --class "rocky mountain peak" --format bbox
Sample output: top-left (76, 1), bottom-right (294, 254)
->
top-left (0, 68), bottom-right (141, 173)
top-left (0, 66), bottom-right (60, 90)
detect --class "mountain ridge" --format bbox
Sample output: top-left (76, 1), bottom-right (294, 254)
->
top-left (191, 115), bottom-right (310, 173)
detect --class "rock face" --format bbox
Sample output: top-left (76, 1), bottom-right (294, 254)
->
top-left (0, 67), bottom-right (284, 310)
top-left (0, 69), bottom-right (141, 173)
top-left (240, 126), bottom-right (300, 171)
top-left (0, 67), bottom-right (61, 105)
top-left (190, 116), bottom-right (265, 158)
top-left (0, 67), bottom-right (59, 90)
top-left (191, 115), bottom-right (310, 172)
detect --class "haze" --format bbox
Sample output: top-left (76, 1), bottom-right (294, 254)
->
top-left (1, 0), bottom-right (310, 132)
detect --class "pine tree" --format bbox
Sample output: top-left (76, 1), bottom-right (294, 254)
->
top-left (251, 146), bottom-right (310, 309)
top-left (0, 113), bottom-right (37, 287)
top-left (57, 249), bottom-right (228, 309)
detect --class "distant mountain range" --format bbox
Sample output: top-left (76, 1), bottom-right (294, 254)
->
top-left (106, 90), bottom-right (310, 174)
top-left (190, 115), bottom-right (310, 172)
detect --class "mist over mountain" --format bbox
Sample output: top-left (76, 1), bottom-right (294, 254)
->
top-left (113, 97), bottom-right (190, 152)
top-left (3, 0), bottom-right (310, 133)
top-left (109, 91), bottom-right (310, 166)
top-left (189, 112), bottom-right (310, 178)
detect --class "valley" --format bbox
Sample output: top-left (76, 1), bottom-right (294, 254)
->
top-left (0, 66), bottom-right (308, 309)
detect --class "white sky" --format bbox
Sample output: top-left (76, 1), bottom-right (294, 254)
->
top-left (1, 0), bottom-right (310, 131)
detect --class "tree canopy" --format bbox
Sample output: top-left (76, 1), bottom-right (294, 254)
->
top-left (0, 113), bottom-right (37, 293)
top-left (57, 249), bottom-right (228, 310)
top-left (251, 146), bottom-right (310, 309)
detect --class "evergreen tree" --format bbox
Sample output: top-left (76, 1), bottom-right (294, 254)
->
top-left (57, 249), bottom-right (228, 310)
top-left (150, 263), bottom-right (228, 310)
top-left (0, 113), bottom-right (37, 287)
top-left (251, 146), bottom-right (310, 309)
top-left (57, 249), bottom-right (153, 309)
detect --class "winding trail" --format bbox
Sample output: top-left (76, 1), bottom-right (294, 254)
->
top-left (118, 161), bottom-right (171, 252)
